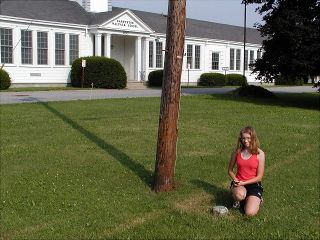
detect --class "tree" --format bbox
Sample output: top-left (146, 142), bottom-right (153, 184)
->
top-left (245, 0), bottom-right (320, 83)
top-left (153, 0), bottom-right (186, 192)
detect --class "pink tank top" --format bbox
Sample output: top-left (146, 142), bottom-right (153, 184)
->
top-left (236, 152), bottom-right (259, 181)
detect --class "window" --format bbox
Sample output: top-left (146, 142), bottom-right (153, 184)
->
top-left (212, 52), bottom-right (219, 70)
top-left (186, 44), bottom-right (193, 69)
top-left (69, 34), bottom-right (79, 65)
top-left (149, 41), bottom-right (153, 68)
top-left (55, 33), bottom-right (65, 65)
top-left (156, 41), bottom-right (163, 68)
top-left (37, 32), bottom-right (48, 65)
top-left (194, 45), bottom-right (200, 69)
top-left (21, 30), bottom-right (33, 64)
top-left (230, 48), bottom-right (235, 70)
top-left (236, 49), bottom-right (241, 70)
top-left (0, 28), bottom-right (13, 64)
top-left (257, 49), bottom-right (262, 59)
top-left (249, 50), bottom-right (254, 70)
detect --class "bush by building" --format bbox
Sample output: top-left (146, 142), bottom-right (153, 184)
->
top-left (148, 70), bottom-right (163, 87)
top-left (226, 74), bottom-right (247, 86)
top-left (0, 68), bottom-right (11, 90)
top-left (198, 73), bottom-right (226, 86)
top-left (70, 56), bottom-right (127, 89)
top-left (275, 76), bottom-right (304, 86)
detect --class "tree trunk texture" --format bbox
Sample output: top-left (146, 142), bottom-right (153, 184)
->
top-left (153, 0), bottom-right (186, 192)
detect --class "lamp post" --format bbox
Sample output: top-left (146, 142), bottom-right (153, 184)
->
top-left (243, 0), bottom-right (247, 85)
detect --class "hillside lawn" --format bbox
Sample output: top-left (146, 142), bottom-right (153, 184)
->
top-left (0, 93), bottom-right (319, 239)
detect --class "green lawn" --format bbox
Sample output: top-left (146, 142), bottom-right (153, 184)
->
top-left (0, 93), bottom-right (319, 239)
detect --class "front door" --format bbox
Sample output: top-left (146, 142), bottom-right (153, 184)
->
top-left (111, 35), bottom-right (135, 80)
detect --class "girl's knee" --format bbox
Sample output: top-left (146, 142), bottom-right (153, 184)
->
top-left (234, 191), bottom-right (246, 201)
top-left (245, 209), bottom-right (259, 216)
top-left (232, 187), bottom-right (246, 201)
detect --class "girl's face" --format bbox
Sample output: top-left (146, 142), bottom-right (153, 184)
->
top-left (241, 132), bottom-right (251, 148)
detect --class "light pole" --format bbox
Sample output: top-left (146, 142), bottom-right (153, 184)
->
top-left (243, 0), bottom-right (247, 85)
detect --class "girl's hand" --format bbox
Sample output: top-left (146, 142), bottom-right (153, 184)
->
top-left (234, 180), bottom-right (244, 186)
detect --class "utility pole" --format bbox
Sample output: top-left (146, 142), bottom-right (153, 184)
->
top-left (153, 0), bottom-right (186, 192)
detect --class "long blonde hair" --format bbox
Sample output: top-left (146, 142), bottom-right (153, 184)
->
top-left (235, 126), bottom-right (260, 154)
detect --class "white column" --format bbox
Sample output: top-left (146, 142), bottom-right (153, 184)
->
top-left (65, 34), bottom-right (69, 65)
top-left (13, 27), bottom-right (20, 66)
top-left (95, 33), bottom-right (101, 56)
top-left (32, 30), bottom-right (37, 65)
top-left (104, 33), bottom-right (111, 58)
top-left (49, 30), bottom-right (55, 67)
top-left (141, 37), bottom-right (147, 81)
top-left (135, 36), bottom-right (142, 81)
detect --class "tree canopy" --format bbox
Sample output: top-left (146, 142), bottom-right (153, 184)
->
top-left (245, 0), bottom-right (320, 82)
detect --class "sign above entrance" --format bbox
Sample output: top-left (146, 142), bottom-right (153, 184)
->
top-left (112, 19), bottom-right (138, 29)
top-left (103, 11), bottom-right (152, 33)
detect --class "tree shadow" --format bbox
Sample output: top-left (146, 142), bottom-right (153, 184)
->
top-left (40, 101), bottom-right (153, 188)
top-left (208, 92), bottom-right (319, 111)
top-left (191, 179), bottom-right (233, 208)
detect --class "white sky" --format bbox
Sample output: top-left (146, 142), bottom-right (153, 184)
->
top-left (112, 0), bottom-right (263, 28)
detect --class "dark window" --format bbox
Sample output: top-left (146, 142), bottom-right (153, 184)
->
top-left (149, 41), bottom-right (153, 68)
top-left (156, 41), bottom-right (163, 68)
top-left (230, 48), bottom-right (235, 70)
top-left (0, 28), bottom-right (13, 64)
top-left (69, 34), bottom-right (79, 65)
top-left (194, 45), bottom-right (200, 69)
top-left (21, 30), bottom-right (33, 64)
top-left (37, 32), bottom-right (48, 65)
top-left (212, 52), bottom-right (219, 70)
top-left (55, 33), bottom-right (65, 65)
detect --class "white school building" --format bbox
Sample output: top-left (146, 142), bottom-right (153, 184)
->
top-left (0, 0), bottom-right (263, 87)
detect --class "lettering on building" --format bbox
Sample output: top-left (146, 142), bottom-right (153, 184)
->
top-left (112, 19), bottom-right (138, 29)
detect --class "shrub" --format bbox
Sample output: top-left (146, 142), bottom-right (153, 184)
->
top-left (226, 74), bottom-right (247, 86)
top-left (198, 73), bottom-right (226, 86)
top-left (70, 56), bottom-right (127, 89)
top-left (275, 76), bottom-right (304, 86)
top-left (148, 70), bottom-right (163, 87)
top-left (233, 85), bottom-right (274, 98)
top-left (0, 68), bottom-right (11, 90)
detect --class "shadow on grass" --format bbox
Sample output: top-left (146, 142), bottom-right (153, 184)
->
top-left (191, 179), bottom-right (233, 208)
top-left (209, 92), bottom-right (319, 111)
top-left (40, 102), bottom-right (153, 188)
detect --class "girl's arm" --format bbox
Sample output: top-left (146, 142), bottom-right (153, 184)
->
top-left (228, 151), bottom-right (238, 182)
top-left (238, 149), bottom-right (265, 186)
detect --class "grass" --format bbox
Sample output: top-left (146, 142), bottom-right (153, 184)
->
top-left (0, 93), bottom-right (319, 239)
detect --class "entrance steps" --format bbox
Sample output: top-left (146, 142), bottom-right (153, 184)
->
top-left (126, 81), bottom-right (148, 90)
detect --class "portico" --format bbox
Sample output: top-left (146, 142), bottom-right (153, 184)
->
top-left (91, 10), bottom-right (153, 81)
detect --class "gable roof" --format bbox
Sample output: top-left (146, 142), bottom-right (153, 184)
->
top-left (0, 0), bottom-right (262, 44)
top-left (0, 0), bottom-right (91, 25)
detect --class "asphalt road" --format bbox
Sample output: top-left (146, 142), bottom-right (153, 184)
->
top-left (0, 86), bottom-right (317, 105)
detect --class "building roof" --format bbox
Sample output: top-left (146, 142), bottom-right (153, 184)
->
top-left (0, 0), bottom-right (263, 44)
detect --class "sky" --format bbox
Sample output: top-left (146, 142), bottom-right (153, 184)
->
top-left (112, 0), bottom-right (263, 28)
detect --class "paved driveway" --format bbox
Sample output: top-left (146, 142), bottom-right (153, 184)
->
top-left (0, 86), bottom-right (317, 105)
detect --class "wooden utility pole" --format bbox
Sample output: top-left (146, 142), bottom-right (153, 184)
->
top-left (153, 0), bottom-right (186, 192)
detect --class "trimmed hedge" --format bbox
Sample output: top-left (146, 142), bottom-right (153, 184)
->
top-left (148, 70), bottom-right (163, 87)
top-left (0, 68), bottom-right (11, 90)
top-left (233, 85), bottom-right (274, 98)
top-left (70, 56), bottom-right (127, 89)
top-left (198, 73), bottom-right (226, 86)
top-left (275, 76), bottom-right (304, 86)
top-left (226, 74), bottom-right (247, 86)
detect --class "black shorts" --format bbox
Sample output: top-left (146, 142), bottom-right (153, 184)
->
top-left (230, 181), bottom-right (263, 199)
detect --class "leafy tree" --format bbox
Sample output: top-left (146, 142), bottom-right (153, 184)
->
top-left (245, 0), bottom-right (320, 83)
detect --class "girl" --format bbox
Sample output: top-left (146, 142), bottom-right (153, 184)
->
top-left (228, 126), bottom-right (265, 216)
